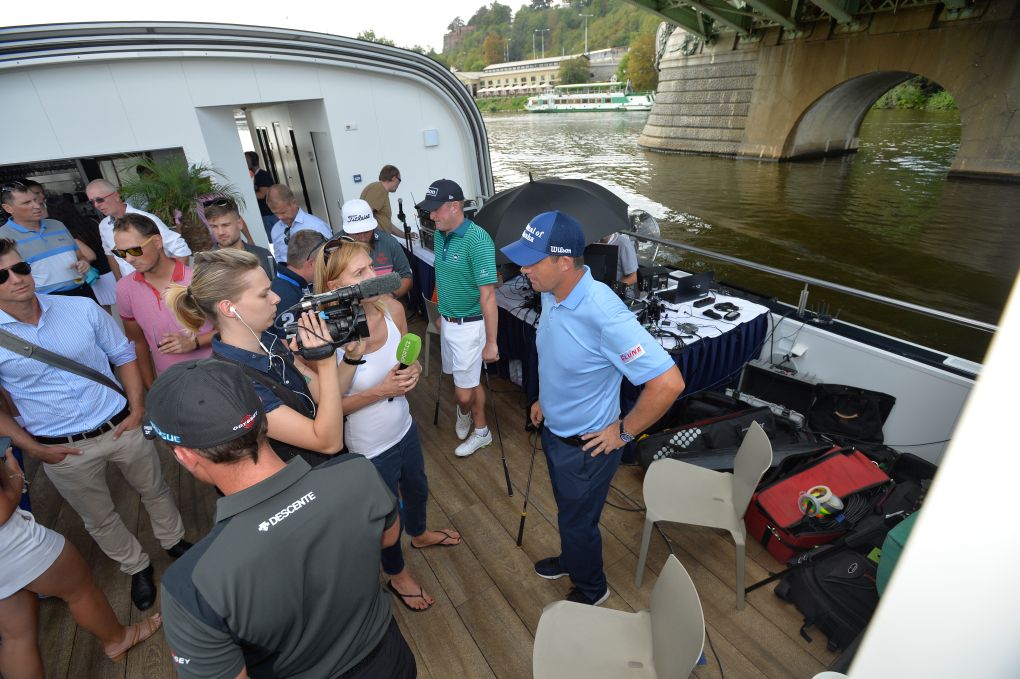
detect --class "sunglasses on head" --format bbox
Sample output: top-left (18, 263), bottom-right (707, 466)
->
top-left (0, 261), bottom-right (32, 285)
top-left (202, 197), bottom-right (236, 209)
top-left (111, 234), bottom-right (157, 258)
top-left (316, 234), bottom-right (356, 263)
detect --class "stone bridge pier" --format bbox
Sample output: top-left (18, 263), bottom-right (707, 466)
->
top-left (640, 0), bottom-right (1020, 180)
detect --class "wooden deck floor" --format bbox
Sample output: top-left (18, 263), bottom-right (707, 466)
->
top-left (25, 315), bottom-right (838, 679)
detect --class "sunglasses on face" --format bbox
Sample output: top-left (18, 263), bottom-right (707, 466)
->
top-left (0, 261), bottom-right (32, 285)
top-left (111, 234), bottom-right (157, 258)
top-left (89, 191), bottom-right (117, 206)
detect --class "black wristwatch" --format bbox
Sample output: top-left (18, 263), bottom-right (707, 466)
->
top-left (619, 420), bottom-right (635, 444)
top-left (342, 355), bottom-right (366, 366)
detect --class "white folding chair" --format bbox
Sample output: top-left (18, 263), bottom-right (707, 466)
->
top-left (635, 421), bottom-right (773, 609)
top-left (533, 554), bottom-right (705, 679)
top-left (421, 293), bottom-right (441, 378)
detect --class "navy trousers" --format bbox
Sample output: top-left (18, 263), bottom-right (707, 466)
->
top-left (541, 427), bottom-right (623, 601)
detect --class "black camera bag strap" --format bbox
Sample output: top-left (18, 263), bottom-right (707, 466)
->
top-left (214, 353), bottom-right (335, 467)
top-left (0, 327), bottom-right (126, 398)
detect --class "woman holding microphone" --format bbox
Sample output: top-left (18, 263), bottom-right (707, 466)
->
top-left (314, 225), bottom-right (460, 612)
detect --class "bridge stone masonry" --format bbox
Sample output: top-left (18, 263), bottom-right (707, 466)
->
top-left (630, 0), bottom-right (1020, 180)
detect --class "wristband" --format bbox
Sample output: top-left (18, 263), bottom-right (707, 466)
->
top-left (342, 355), bottom-right (366, 366)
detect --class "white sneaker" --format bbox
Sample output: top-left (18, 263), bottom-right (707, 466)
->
top-left (455, 430), bottom-right (493, 457)
top-left (455, 408), bottom-right (473, 441)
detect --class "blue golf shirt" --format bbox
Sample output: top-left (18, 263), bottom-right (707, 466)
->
top-left (536, 267), bottom-right (674, 438)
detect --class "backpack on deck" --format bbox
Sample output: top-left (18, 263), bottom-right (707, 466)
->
top-left (774, 548), bottom-right (880, 652)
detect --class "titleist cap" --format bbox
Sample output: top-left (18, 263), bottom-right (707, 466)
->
top-left (144, 359), bottom-right (264, 448)
top-left (415, 179), bottom-right (464, 211)
top-left (341, 198), bottom-right (378, 234)
top-left (500, 210), bottom-right (586, 266)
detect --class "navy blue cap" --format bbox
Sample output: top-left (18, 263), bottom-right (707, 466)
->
top-left (500, 210), bottom-right (586, 266)
top-left (415, 179), bottom-right (465, 211)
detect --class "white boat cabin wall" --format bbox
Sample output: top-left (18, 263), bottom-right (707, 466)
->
top-left (0, 24), bottom-right (493, 246)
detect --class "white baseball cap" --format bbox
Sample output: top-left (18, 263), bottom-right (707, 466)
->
top-left (341, 198), bottom-right (378, 234)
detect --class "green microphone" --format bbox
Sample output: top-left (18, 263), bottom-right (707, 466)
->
top-left (390, 333), bottom-right (422, 401)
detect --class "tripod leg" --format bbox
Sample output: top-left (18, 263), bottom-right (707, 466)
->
top-left (433, 368), bottom-right (442, 426)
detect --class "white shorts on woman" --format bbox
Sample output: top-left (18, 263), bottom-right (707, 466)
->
top-left (0, 508), bottom-right (65, 599)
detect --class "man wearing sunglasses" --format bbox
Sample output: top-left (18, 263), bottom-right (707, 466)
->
top-left (113, 214), bottom-right (213, 388)
top-left (0, 237), bottom-right (190, 612)
top-left (0, 182), bottom-right (98, 301)
top-left (85, 179), bottom-right (191, 281)
top-left (266, 184), bottom-right (333, 266)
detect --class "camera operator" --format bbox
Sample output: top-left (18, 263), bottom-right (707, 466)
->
top-left (314, 234), bottom-right (461, 613)
top-left (166, 250), bottom-right (360, 466)
top-left (147, 359), bottom-right (416, 678)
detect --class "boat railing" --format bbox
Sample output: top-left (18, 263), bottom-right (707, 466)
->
top-left (627, 231), bottom-right (997, 334)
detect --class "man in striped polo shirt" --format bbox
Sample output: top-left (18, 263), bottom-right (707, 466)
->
top-left (416, 179), bottom-right (499, 457)
top-left (0, 181), bottom-right (97, 301)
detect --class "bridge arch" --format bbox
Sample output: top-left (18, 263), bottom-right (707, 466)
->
top-left (641, 0), bottom-right (1020, 180)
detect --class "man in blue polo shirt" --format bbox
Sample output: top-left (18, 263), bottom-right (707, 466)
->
top-left (501, 211), bottom-right (685, 606)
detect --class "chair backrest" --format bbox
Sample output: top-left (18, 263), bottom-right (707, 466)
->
top-left (422, 294), bottom-right (440, 335)
top-left (731, 420), bottom-right (774, 517)
top-left (650, 554), bottom-right (705, 676)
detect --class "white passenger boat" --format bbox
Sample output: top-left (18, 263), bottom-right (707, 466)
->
top-left (525, 82), bottom-right (655, 113)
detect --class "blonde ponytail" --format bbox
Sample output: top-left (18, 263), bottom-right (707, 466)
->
top-left (167, 250), bottom-right (261, 332)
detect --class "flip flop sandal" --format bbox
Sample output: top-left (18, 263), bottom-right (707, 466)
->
top-left (387, 580), bottom-right (433, 612)
top-left (410, 529), bottom-right (461, 549)
top-left (106, 613), bottom-right (163, 662)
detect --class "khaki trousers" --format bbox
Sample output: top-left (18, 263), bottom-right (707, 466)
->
top-left (41, 426), bottom-right (185, 575)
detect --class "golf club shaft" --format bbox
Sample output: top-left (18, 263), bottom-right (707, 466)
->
top-left (483, 363), bottom-right (512, 497)
top-left (516, 430), bottom-right (540, 547)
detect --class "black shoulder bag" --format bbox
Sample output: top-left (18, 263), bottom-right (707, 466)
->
top-left (0, 328), bottom-right (126, 397)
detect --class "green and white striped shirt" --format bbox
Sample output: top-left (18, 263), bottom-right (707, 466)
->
top-left (434, 218), bottom-right (497, 318)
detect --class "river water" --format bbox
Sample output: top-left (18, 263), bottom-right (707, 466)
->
top-left (482, 109), bottom-right (1020, 362)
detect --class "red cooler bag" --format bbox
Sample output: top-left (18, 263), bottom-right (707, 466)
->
top-left (745, 447), bottom-right (890, 564)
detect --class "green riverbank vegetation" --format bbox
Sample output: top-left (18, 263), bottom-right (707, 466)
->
top-left (873, 77), bottom-right (958, 111)
top-left (474, 96), bottom-right (530, 113)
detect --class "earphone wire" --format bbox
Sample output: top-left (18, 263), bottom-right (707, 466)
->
top-left (232, 307), bottom-right (317, 415)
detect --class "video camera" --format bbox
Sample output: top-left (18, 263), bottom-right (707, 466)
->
top-left (283, 272), bottom-right (401, 360)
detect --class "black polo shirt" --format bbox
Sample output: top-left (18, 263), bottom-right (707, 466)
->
top-left (161, 456), bottom-right (397, 678)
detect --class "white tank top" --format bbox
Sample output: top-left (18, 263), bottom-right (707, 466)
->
top-left (340, 313), bottom-right (413, 458)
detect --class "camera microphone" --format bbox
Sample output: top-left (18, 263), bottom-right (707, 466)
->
top-left (287, 272), bottom-right (402, 316)
top-left (389, 333), bottom-right (422, 401)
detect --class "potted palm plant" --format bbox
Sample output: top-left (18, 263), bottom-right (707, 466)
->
top-left (118, 157), bottom-right (244, 253)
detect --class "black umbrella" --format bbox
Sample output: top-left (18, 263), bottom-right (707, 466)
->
top-left (474, 177), bottom-right (630, 263)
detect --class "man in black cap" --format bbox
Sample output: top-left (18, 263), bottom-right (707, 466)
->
top-left (146, 359), bottom-right (415, 679)
top-left (416, 179), bottom-right (499, 458)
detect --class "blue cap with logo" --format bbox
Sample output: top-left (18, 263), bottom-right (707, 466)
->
top-left (500, 210), bottom-right (587, 266)
top-left (415, 179), bottom-right (465, 212)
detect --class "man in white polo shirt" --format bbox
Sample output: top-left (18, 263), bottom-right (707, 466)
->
top-left (85, 179), bottom-right (191, 280)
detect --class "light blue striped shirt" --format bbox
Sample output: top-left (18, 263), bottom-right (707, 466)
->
top-left (0, 295), bottom-right (135, 436)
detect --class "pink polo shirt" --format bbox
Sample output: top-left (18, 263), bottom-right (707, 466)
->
top-left (116, 260), bottom-right (213, 375)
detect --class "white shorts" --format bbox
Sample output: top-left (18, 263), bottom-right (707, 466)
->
top-left (0, 508), bottom-right (65, 599)
top-left (92, 271), bottom-right (117, 306)
top-left (441, 319), bottom-right (485, 389)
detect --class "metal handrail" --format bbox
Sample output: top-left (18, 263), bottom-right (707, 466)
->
top-left (629, 232), bottom-right (998, 333)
